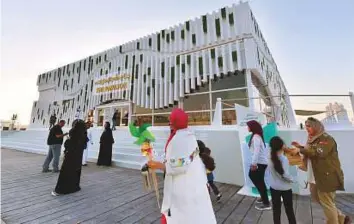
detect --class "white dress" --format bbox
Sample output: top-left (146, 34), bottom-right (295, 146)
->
top-left (162, 129), bottom-right (216, 224)
top-left (82, 129), bottom-right (93, 165)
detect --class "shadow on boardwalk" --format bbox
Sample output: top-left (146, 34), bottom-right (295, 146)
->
top-left (1, 148), bottom-right (353, 224)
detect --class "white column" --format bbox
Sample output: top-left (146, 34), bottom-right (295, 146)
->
top-left (212, 98), bottom-right (222, 126)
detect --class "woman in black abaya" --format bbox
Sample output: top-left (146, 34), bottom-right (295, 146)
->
top-left (52, 119), bottom-right (87, 196)
top-left (97, 121), bottom-right (114, 166)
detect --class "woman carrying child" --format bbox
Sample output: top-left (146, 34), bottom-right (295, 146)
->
top-left (268, 136), bottom-right (296, 224)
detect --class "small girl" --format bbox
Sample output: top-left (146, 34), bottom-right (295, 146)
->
top-left (197, 140), bottom-right (222, 202)
top-left (268, 136), bottom-right (296, 224)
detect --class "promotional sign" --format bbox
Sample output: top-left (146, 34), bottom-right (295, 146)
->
top-left (93, 73), bottom-right (131, 95)
top-left (235, 104), bottom-right (266, 127)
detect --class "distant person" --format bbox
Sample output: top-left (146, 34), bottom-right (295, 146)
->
top-left (82, 123), bottom-right (93, 166)
top-left (246, 120), bottom-right (271, 211)
top-left (291, 117), bottom-right (351, 224)
top-left (49, 113), bottom-right (57, 130)
top-left (42, 120), bottom-right (68, 173)
top-left (74, 107), bottom-right (81, 120)
top-left (112, 110), bottom-right (118, 130)
top-left (52, 119), bottom-right (87, 196)
top-left (268, 136), bottom-right (296, 224)
top-left (97, 122), bottom-right (114, 166)
top-left (197, 140), bottom-right (222, 202)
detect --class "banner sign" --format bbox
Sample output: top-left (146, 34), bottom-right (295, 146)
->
top-left (93, 73), bottom-right (131, 95)
top-left (235, 104), bottom-right (266, 126)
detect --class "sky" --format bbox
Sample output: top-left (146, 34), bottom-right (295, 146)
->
top-left (1, 0), bottom-right (354, 125)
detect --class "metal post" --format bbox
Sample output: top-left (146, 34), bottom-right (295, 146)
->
top-left (349, 91), bottom-right (354, 118)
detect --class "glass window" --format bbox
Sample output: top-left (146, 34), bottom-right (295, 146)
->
top-left (153, 114), bottom-right (170, 126)
top-left (154, 105), bottom-right (178, 114)
top-left (211, 72), bottom-right (246, 91)
top-left (187, 111), bottom-right (210, 126)
top-left (134, 105), bottom-right (152, 115)
top-left (212, 89), bottom-right (248, 109)
top-left (131, 115), bottom-right (152, 124)
top-left (219, 109), bottom-right (237, 125)
top-left (183, 93), bottom-right (210, 111)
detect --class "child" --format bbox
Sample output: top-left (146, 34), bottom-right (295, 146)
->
top-left (268, 136), bottom-right (296, 224)
top-left (197, 140), bottom-right (222, 202)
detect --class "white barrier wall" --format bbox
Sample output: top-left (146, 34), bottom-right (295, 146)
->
top-left (1, 127), bottom-right (353, 194)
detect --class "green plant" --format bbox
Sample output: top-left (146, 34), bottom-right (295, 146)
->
top-left (198, 57), bottom-right (203, 75)
top-left (176, 55), bottom-right (180, 65)
top-left (161, 62), bottom-right (165, 78)
top-left (157, 34), bottom-right (161, 51)
top-left (187, 55), bottom-right (191, 64)
top-left (171, 67), bottom-right (175, 83)
top-left (229, 13), bottom-right (234, 25)
top-left (181, 30), bottom-right (185, 39)
top-left (192, 34), bottom-right (196, 45)
top-left (185, 21), bottom-right (190, 31)
top-left (221, 7), bottom-right (227, 19)
top-left (215, 19), bottom-right (221, 37)
top-left (210, 48), bottom-right (216, 59)
top-left (202, 15), bottom-right (207, 33)
top-left (232, 51), bottom-right (237, 62)
top-left (171, 31), bottom-right (175, 40)
top-left (218, 56), bottom-right (223, 68)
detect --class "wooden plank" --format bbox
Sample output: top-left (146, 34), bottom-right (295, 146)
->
top-left (295, 195), bottom-right (312, 224)
top-left (2, 148), bottom-right (354, 224)
top-left (223, 196), bottom-right (255, 224)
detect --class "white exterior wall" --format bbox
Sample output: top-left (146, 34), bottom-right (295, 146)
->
top-left (29, 2), bottom-right (295, 128)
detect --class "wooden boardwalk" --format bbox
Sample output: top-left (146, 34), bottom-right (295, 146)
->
top-left (1, 148), bottom-right (353, 224)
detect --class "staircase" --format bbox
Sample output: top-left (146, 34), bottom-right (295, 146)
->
top-left (1, 127), bottom-right (170, 170)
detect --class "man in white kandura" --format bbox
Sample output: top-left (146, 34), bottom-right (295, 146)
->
top-left (82, 123), bottom-right (93, 166)
top-left (148, 108), bottom-right (216, 224)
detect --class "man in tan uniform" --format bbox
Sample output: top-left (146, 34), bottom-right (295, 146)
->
top-left (292, 117), bottom-right (351, 224)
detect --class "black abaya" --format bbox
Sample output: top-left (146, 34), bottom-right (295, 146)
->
top-left (97, 129), bottom-right (114, 166)
top-left (54, 123), bottom-right (86, 195)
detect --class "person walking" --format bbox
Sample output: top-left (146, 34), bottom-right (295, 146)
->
top-left (147, 108), bottom-right (216, 224)
top-left (97, 122), bottom-right (114, 166)
top-left (82, 123), bottom-right (93, 166)
top-left (268, 136), bottom-right (296, 224)
top-left (112, 110), bottom-right (118, 130)
top-left (42, 120), bottom-right (68, 173)
top-left (246, 120), bottom-right (271, 211)
top-left (52, 119), bottom-right (87, 196)
top-left (292, 117), bottom-right (351, 224)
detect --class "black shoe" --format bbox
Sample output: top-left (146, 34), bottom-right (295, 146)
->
top-left (82, 164), bottom-right (87, 166)
top-left (52, 170), bottom-right (60, 173)
top-left (256, 198), bottom-right (263, 204)
top-left (42, 169), bottom-right (52, 173)
top-left (255, 204), bottom-right (272, 211)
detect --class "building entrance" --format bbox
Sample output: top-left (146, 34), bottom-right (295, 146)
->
top-left (94, 101), bottom-right (131, 127)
